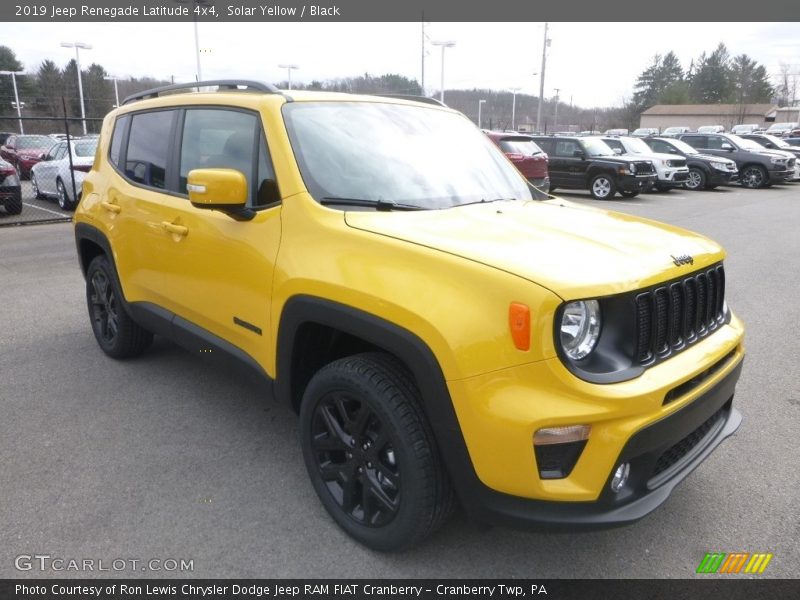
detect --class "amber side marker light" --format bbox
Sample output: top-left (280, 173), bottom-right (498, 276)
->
top-left (509, 302), bottom-right (530, 351)
top-left (533, 425), bottom-right (591, 479)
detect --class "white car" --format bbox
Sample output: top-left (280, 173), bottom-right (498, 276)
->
top-left (730, 124), bottom-right (759, 135)
top-left (765, 122), bottom-right (799, 138)
top-left (697, 125), bottom-right (725, 134)
top-left (601, 136), bottom-right (690, 191)
top-left (30, 137), bottom-right (97, 210)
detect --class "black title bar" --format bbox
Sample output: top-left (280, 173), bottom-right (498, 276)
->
top-left (3, 0), bottom-right (800, 22)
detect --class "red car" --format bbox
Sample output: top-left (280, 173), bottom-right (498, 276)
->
top-left (0, 134), bottom-right (55, 180)
top-left (485, 131), bottom-right (550, 192)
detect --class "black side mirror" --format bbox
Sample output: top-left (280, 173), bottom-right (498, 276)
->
top-left (573, 149), bottom-right (586, 159)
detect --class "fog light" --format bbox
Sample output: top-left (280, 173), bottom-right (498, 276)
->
top-left (610, 462), bottom-right (630, 493)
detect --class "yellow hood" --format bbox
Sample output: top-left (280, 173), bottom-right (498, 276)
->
top-left (344, 199), bottom-right (725, 300)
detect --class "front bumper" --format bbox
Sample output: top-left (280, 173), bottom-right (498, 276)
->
top-left (452, 356), bottom-right (743, 529)
top-left (0, 182), bottom-right (21, 201)
top-left (768, 167), bottom-right (794, 182)
top-left (707, 168), bottom-right (738, 185)
top-left (618, 174), bottom-right (656, 192)
top-left (656, 168), bottom-right (690, 188)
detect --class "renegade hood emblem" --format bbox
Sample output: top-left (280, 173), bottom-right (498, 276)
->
top-left (671, 254), bottom-right (694, 266)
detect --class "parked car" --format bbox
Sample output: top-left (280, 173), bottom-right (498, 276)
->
top-left (740, 133), bottom-right (800, 180)
top-left (631, 127), bottom-right (659, 137)
top-left (677, 133), bottom-right (795, 188)
top-left (603, 128), bottom-right (628, 135)
top-left (0, 156), bottom-right (22, 215)
top-left (645, 137), bottom-right (738, 190)
top-left (30, 137), bottom-right (99, 210)
top-left (530, 135), bottom-right (656, 198)
top-left (601, 135), bottom-right (690, 192)
top-left (0, 134), bottom-right (55, 179)
top-left (0, 132), bottom-right (15, 147)
top-left (730, 124), bottom-right (759, 135)
top-left (784, 138), bottom-right (800, 147)
top-left (765, 122), bottom-right (798, 137)
top-left (484, 131), bottom-right (550, 192)
top-left (74, 81), bottom-right (745, 550)
top-left (661, 127), bottom-right (691, 137)
top-left (697, 125), bottom-right (725, 134)
top-left (788, 128), bottom-right (800, 138)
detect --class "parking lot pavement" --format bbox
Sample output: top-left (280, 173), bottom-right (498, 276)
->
top-left (1, 183), bottom-right (798, 578)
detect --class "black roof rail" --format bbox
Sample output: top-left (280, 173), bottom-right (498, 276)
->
top-left (122, 79), bottom-right (282, 105)
top-left (373, 94), bottom-right (447, 107)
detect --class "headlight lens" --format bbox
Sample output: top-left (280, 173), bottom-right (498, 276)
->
top-left (559, 300), bottom-right (601, 360)
top-left (770, 156), bottom-right (786, 164)
top-left (710, 161), bottom-right (728, 170)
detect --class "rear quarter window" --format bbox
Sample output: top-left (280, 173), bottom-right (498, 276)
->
top-left (109, 115), bottom-right (130, 168)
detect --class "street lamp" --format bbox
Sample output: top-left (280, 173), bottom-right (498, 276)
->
top-left (477, 99), bottom-right (486, 129)
top-left (509, 87), bottom-right (521, 131)
top-left (278, 64), bottom-right (299, 90)
top-left (60, 41), bottom-right (92, 135)
top-left (0, 70), bottom-right (24, 134)
top-left (104, 75), bottom-right (120, 107)
top-left (431, 40), bottom-right (455, 104)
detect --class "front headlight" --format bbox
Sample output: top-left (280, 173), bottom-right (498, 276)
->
top-left (559, 300), bottom-right (601, 360)
top-left (770, 156), bottom-right (786, 165)
top-left (710, 161), bottom-right (728, 170)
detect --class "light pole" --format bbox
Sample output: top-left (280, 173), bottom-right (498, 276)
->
top-left (0, 70), bottom-right (24, 134)
top-left (431, 40), bottom-right (455, 104)
top-left (278, 64), bottom-right (299, 90)
top-left (536, 23), bottom-right (550, 134)
top-left (510, 87), bottom-right (521, 131)
top-left (60, 42), bottom-right (92, 135)
top-left (104, 75), bottom-right (120, 107)
top-left (553, 88), bottom-right (561, 131)
top-left (477, 99), bottom-right (486, 129)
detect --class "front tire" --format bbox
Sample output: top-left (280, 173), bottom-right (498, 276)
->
top-left (299, 353), bottom-right (453, 551)
top-left (740, 165), bottom-right (767, 189)
top-left (589, 174), bottom-right (616, 200)
top-left (684, 168), bottom-right (706, 191)
top-left (86, 255), bottom-right (153, 359)
top-left (31, 173), bottom-right (44, 199)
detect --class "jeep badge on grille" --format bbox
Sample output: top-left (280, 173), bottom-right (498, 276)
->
top-left (671, 254), bottom-right (694, 266)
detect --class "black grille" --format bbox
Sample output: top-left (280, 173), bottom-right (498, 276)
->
top-left (635, 264), bottom-right (726, 365)
top-left (651, 406), bottom-right (725, 478)
top-left (668, 159), bottom-right (687, 168)
top-left (634, 161), bottom-right (655, 174)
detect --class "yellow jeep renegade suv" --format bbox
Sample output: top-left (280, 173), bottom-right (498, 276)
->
top-left (74, 80), bottom-right (744, 551)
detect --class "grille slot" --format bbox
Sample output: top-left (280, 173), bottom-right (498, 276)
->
top-left (635, 264), bottom-right (726, 365)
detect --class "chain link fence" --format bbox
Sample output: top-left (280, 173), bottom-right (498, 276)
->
top-left (0, 113), bottom-right (102, 227)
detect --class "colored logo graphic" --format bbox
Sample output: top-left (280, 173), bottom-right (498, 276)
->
top-left (696, 552), bottom-right (773, 574)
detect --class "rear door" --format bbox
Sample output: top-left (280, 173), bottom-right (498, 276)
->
top-left (553, 139), bottom-right (588, 187)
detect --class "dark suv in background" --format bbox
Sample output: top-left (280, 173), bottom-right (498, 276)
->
top-left (645, 137), bottom-right (738, 191)
top-left (485, 132), bottom-right (550, 192)
top-left (677, 133), bottom-right (795, 188)
top-left (530, 135), bottom-right (656, 199)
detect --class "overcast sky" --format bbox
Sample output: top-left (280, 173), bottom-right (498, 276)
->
top-left (2, 21), bottom-right (798, 107)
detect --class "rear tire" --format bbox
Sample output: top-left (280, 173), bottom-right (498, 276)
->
top-left (57, 179), bottom-right (75, 211)
top-left (4, 190), bottom-right (22, 215)
top-left (86, 255), bottom-right (153, 359)
top-left (299, 352), bottom-right (453, 551)
top-left (31, 173), bottom-right (44, 199)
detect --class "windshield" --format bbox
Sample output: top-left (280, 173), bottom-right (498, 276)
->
top-left (622, 137), bottom-right (653, 154)
top-left (581, 138), bottom-right (615, 157)
top-left (668, 139), bottom-right (698, 154)
top-left (768, 123), bottom-right (794, 133)
top-left (727, 134), bottom-right (764, 150)
top-left (761, 134), bottom-right (790, 148)
top-left (17, 135), bottom-right (53, 149)
top-left (283, 102), bottom-right (536, 209)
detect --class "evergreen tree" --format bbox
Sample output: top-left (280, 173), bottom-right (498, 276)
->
top-left (689, 43), bottom-right (731, 103)
top-left (35, 60), bottom-right (63, 116)
top-left (728, 54), bottom-right (773, 105)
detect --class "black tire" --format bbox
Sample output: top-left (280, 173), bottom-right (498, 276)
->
top-left (589, 173), bottom-right (616, 200)
top-left (684, 168), bottom-right (706, 191)
top-left (619, 190), bottom-right (639, 198)
top-left (740, 165), bottom-right (768, 189)
top-left (4, 190), bottom-right (22, 215)
top-left (655, 184), bottom-right (672, 192)
top-left (299, 352), bottom-right (453, 552)
top-left (56, 179), bottom-right (75, 211)
top-left (86, 255), bottom-right (153, 359)
top-left (31, 172), bottom-right (44, 199)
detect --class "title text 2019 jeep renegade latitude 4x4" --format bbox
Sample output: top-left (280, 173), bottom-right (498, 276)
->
top-left (74, 81), bottom-right (745, 551)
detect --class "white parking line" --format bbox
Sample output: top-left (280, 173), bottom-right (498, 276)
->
top-left (22, 202), bottom-right (70, 218)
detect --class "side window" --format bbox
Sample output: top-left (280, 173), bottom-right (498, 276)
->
top-left (555, 140), bottom-right (579, 157)
top-left (533, 139), bottom-right (553, 154)
top-left (55, 143), bottom-right (68, 160)
top-left (179, 109), bottom-right (260, 202)
top-left (649, 140), bottom-right (670, 154)
top-left (603, 139), bottom-right (623, 153)
top-left (705, 136), bottom-right (723, 150)
top-left (126, 110), bottom-right (174, 189)
top-left (683, 136), bottom-right (707, 149)
top-left (109, 114), bottom-right (129, 168)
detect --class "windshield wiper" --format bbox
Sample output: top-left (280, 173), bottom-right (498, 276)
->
top-left (320, 197), bottom-right (424, 211)
top-left (452, 197), bottom-right (516, 208)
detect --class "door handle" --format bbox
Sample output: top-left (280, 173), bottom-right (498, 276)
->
top-left (161, 221), bottom-right (188, 237)
top-left (101, 201), bottom-right (121, 214)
